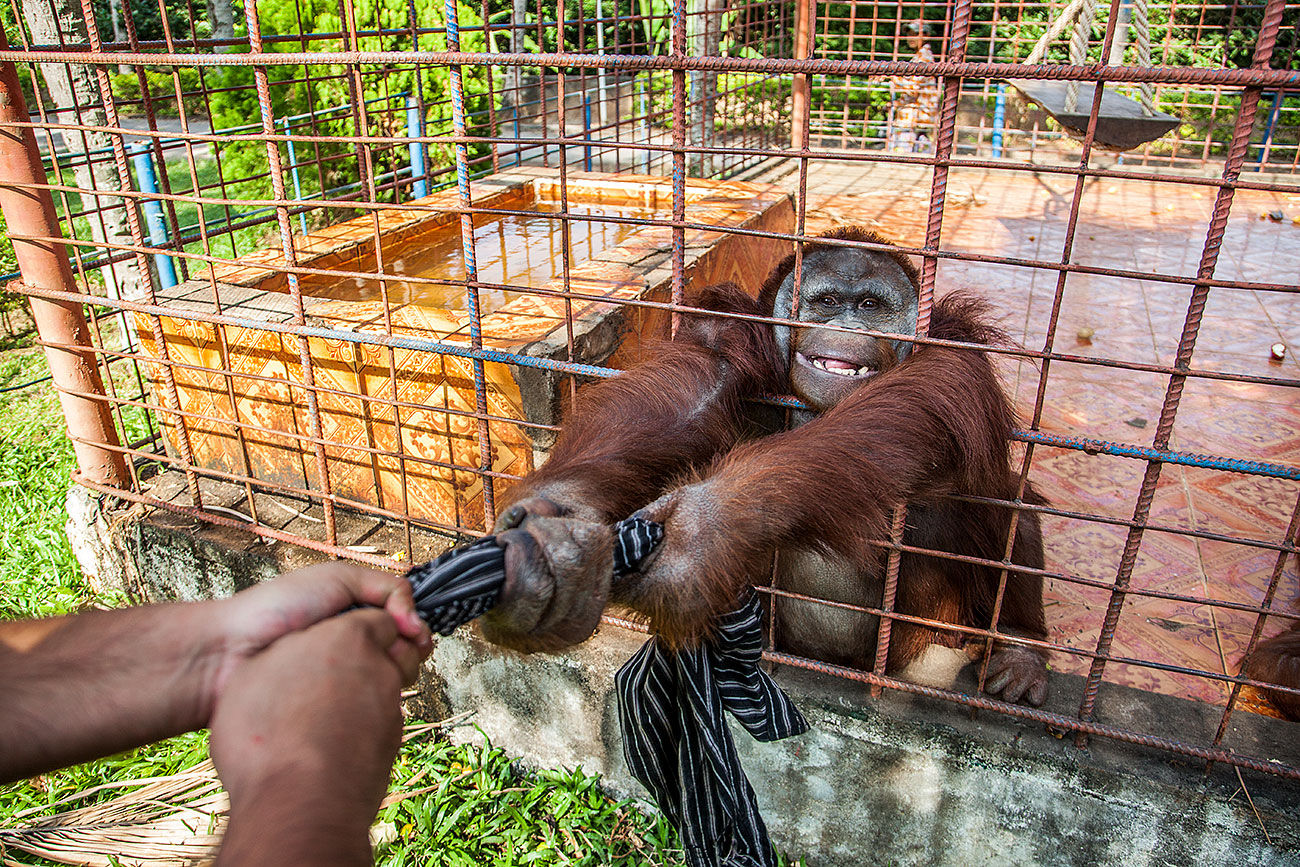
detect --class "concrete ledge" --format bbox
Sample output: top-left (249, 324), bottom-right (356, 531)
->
top-left (70, 489), bottom-right (1300, 866)
top-left (427, 623), bottom-right (1299, 866)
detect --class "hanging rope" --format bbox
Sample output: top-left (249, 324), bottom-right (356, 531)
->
top-left (1024, 0), bottom-right (1085, 65)
top-left (1064, 0), bottom-right (1099, 112)
top-left (1132, 0), bottom-right (1155, 115)
top-left (1010, 0), bottom-right (1178, 149)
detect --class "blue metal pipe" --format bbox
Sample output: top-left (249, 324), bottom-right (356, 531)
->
top-left (128, 143), bottom-right (177, 290)
top-left (281, 117), bottom-right (308, 234)
top-left (991, 82), bottom-right (1006, 158)
top-left (513, 93), bottom-right (522, 167)
top-left (1254, 90), bottom-right (1284, 170)
top-left (407, 96), bottom-right (429, 198)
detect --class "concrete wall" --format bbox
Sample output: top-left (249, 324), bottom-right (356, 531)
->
top-left (70, 487), bottom-right (1300, 866)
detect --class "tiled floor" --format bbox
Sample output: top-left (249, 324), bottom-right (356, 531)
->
top-left (771, 160), bottom-right (1300, 714)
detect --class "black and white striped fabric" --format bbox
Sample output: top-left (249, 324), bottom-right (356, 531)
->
top-left (404, 517), bottom-right (807, 867)
top-left (616, 591), bottom-right (810, 867)
top-left (403, 516), bottom-right (664, 635)
top-left (611, 516), bottom-right (664, 577)
top-left (403, 535), bottom-right (506, 636)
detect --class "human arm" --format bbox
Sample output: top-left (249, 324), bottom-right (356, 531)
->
top-left (0, 562), bottom-right (429, 784)
top-left (210, 607), bottom-right (424, 867)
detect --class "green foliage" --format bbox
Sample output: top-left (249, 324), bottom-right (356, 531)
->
top-left (1192, 0), bottom-right (1300, 70)
top-left (108, 68), bottom-right (207, 117)
top-left (202, 0), bottom-right (494, 215)
top-left (377, 734), bottom-right (686, 866)
top-left (0, 351), bottom-right (101, 621)
top-left (0, 211), bottom-right (17, 276)
top-left (89, 0), bottom-right (207, 46)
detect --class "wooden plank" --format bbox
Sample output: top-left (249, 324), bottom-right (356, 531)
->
top-left (1011, 79), bottom-right (1180, 151)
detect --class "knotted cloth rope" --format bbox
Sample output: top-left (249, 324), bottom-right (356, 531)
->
top-left (403, 518), bottom-right (808, 866)
top-left (616, 592), bottom-right (810, 867)
top-left (403, 516), bottom-right (664, 634)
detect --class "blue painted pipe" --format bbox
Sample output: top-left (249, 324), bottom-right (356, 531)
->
top-left (407, 97), bottom-right (429, 198)
top-left (128, 143), bottom-right (177, 290)
top-left (991, 82), bottom-right (1006, 158)
top-left (281, 118), bottom-right (308, 234)
top-left (1255, 91), bottom-right (1284, 170)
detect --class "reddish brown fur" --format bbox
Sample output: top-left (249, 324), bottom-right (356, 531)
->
top-left (1244, 621), bottom-right (1300, 720)
top-left (496, 231), bottom-right (1047, 678)
top-left (616, 291), bottom-right (1047, 655)
top-left (501, 282), bottom-right (785, 523)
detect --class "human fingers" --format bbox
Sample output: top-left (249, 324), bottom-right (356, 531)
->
top-left (210, 609), bottom-right (406, 827)
top-left (300, 561), bottom-right (426, 640)
top-left (226, 562), bottom-right (425, 652)
top-left (387, 636), bottom-right (429, 685)
top-left (335, 606), bottom-right (403, 658)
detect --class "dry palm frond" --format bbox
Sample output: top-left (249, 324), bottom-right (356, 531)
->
top-left (0, 720), bottom-right (464, 867)
top-left (0, 760), bottom-right (226, 867)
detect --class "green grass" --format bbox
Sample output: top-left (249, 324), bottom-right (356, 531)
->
top-left (0, 349), bottom-right (113, 620)
top-left (0, 353), bottom-right (696, 866)
top-left (377, 735), bottom-right (685, 866)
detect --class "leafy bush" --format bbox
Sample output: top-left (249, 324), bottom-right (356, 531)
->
top-left (108, 68), bottom-right (207, 117)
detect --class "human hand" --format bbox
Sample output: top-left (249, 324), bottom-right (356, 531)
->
top-left (211, 561), bottom-right (431, 700)
top-left (210, 608), bottom-right (424, 866)
top-left (479, 503), bottom-right (614, 653)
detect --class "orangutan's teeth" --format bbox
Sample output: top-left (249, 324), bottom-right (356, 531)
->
top-left (811, 357), bottom-right (871, 377)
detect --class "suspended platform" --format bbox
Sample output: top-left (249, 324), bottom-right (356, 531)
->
top-left (1010, 79), bottom-right (1181, 151)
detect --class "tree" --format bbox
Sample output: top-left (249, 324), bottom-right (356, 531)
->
top-left (21, 0), bottom-right (142, 303)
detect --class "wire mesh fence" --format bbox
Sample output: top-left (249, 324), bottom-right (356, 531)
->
top-left (0, 0), bottom-right (1297, 785)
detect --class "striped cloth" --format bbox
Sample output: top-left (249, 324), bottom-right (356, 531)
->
top-left (404, 535), bottom-right (507, 636)
top-left (616, 592), bottom-right (810, 867)
top-left (404, 517), bottom-right (664, 635)
top-left (403, 517), bottom-right (806, 866)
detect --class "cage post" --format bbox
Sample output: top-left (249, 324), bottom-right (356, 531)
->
top-left (791, 0), bottom-right (813, 150)
top-left (510, 0), bottom-right (527, 167)
top-left (637, 78), bottom-right (650, 173)
top-left (595, 0), bottom-right (609, 129)
top-left (407, 96), bottom-right (429, 198)
top-left (0, 40), bottom-right (129, 489)
top-left (445, 0), bottom-right (497, 525)
top-left (583, 91), bottom-right (594, 171)
top-left (127, 143), bottom-right (178, 290)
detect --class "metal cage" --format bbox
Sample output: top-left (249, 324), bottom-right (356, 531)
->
top-left (0, 0), bottom-right (1297, 785)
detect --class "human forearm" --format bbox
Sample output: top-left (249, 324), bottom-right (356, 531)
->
top-left (0, 602), bottom-right (226, 783)
top-left (0, 563), bottom-right (428, 784)
top-left (209, 609), bottom-right (410, 867)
